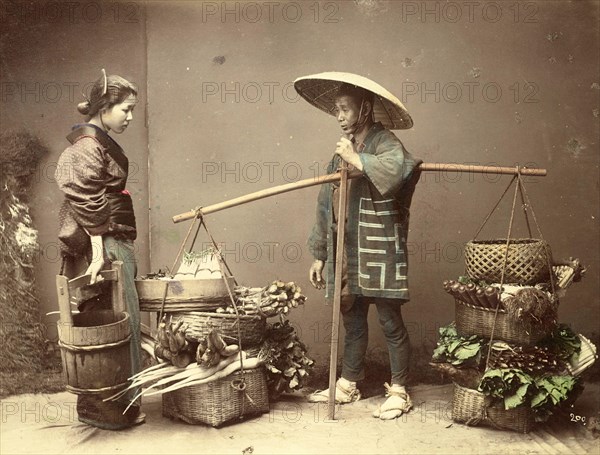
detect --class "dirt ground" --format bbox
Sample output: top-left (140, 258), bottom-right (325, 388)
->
top-left (1, 382), bottom-right (598, 455)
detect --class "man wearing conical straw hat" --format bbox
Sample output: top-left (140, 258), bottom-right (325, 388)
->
top-left (295, 72), bottom-right (422, 419)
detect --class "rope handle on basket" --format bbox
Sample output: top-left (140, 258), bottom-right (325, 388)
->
top-left (197, 216), bottom-right (246, 383)
top-left (231, 377), bottom-right (257, 418)
top-left (483, 168), bottom-right (555, 370)
top-left (169, 211), bottom-right (238, 285)
top-left (472, 168), bottom-right (545, 242)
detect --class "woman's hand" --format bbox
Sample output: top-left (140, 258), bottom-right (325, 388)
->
top-left (86, 235), bottom-right (105, 284)
top-left (309, 259), bottom-right (325, 290)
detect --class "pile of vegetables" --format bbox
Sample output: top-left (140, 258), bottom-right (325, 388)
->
top-left (443, 276), bottom-right (500, 309)
top-left (443, 275), bottom-right (559, 330)
top-left (195, 329), bottom-right (240, 367)
top-left (154, 316), bottom-right (195, 367)
top-left (539, 323), bottom-right (582, 361)
top-left (489, 342), bottom-right (566, 375)
top-left (106, 351), bottom-right (263, 411)
top-left (215, 281), bottom-right (307, 318)
top-left (478, 368), bottom-right (535, 409)
top-left (431, 323), bottom-right (587, 421)
top-left (258, 319), bottom-right (315, 400)
top-left (478, 368), bottom-right (580, 420)
top-left (431, 324), bottom-right (483, 367)
top-left (109, 325), bottom-right (260, 409)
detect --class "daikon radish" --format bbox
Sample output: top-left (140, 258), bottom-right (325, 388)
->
top-left (157, 357), bottom-right (264, 392)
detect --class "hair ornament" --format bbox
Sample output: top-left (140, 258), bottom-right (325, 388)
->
top-left (101, 68), bottom-right (107, 96)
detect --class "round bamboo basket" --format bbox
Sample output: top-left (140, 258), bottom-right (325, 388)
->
top-left (454, 300), bottom-right (550, 346)
top-left (174, 311), bottom-right (266, 346)
top-left (464, 239), bottom-right (552, 285)
top-left (162, 367), bottom-right (269, 427)
top-left (452, 383), bottom-right (534, 433)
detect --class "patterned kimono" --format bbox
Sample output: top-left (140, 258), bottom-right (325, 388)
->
top-left (56, 124), bottom-right (136, 258)
top-left (55, 124), bottom-right (142, 428)
top-left (308, 122), bottom-right (422, 301)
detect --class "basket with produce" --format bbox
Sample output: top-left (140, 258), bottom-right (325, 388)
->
top-left (454, 300), bottom-right (552, 346)
top-left (431, 323), bottom-right (594, 433)
top-left (452, 382), bottom-right (535, 433)
top-left (172, 311), bottom-right (266, 347)
top-left (444, 276), bottom-right (559, 345)
top-left (136, 249), bottom-right (236, 312)
top-left (162, 366), bottom-right (269, 427)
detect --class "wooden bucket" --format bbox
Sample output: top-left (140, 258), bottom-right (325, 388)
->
top-left (57, 310), bottom-right (132, 394)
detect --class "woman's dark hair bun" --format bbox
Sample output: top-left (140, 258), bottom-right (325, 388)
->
top-left (77, 100), bottom-right (91, 115)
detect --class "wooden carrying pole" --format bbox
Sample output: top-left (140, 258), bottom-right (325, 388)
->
top-left (328, 163), bottom-right (348, 421)
top-left (172, 164), bottom-right (546, 223)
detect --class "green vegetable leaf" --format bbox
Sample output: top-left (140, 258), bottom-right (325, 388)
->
top-left (454, 344), bottom-right (481, 360)
top-left (267, 365), bottom-right (281, 374)
top-left (283, 367), bottom-right (296, 377)
top-left (448, 340), bottom-right (461, 353)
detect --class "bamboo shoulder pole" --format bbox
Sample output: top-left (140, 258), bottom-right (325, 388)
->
top-left (172, 163), bottom-right (546, 223)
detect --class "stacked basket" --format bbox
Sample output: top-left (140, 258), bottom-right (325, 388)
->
top-left (436, 239), bottom-right (596, 433)
top-left (453, 238), bottom-right (554, 433)
top-left (457, 238), bottom-right (555, 346)
top-left (136, 276), bottom-right (269, 427)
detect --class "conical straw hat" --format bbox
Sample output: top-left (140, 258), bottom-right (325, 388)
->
top-left (294, 72), bottom-right (413, 130)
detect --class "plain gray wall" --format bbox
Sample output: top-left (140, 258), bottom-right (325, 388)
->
top-left (1, 1), bottom-right (598, 367)
top-left (145, 1), bottom-right (599, 365)
top-left (0, 2), bottom-right (150, 343)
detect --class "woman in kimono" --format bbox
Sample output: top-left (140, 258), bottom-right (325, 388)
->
top-left (55, 69), bottom-right (144, 428)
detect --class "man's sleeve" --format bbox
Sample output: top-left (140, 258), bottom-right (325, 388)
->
top-left (55, 138), bottom-right (110, 235)
top-left (359, 133), bottom-right (421, 198)
top-left (307, 182), bottom-right (329, 262)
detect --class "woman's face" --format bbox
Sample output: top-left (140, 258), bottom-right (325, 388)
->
top-left (102, 94), bottom-right (137, 133)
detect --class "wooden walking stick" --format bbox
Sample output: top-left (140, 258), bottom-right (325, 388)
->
top-left (327, 161), bottom-right (349, 421)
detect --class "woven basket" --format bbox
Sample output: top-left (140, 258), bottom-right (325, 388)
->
top-left (452, 383), bottom-right (534, 433)
top-left (455, 300), bottom-right (550, 346)
top-left (162, 367), bottom-right (269, 427)
top-left (464, 239), bottom-right (552, 285)
top-left (173, 311), bottom-right (266, 346)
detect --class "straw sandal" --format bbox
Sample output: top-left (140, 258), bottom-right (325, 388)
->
top-left (372, 383), bottom-right (412, 420)
top-left (307, 379), bottom-right (361, 404)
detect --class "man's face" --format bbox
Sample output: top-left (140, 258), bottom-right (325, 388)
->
top-left (334, 95), bottom-right (362, 135)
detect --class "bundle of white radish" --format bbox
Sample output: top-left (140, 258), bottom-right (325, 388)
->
top-left (104, 350), bottom-right (263, 414)
top-left (217, 280), bottom-right (306, 317)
